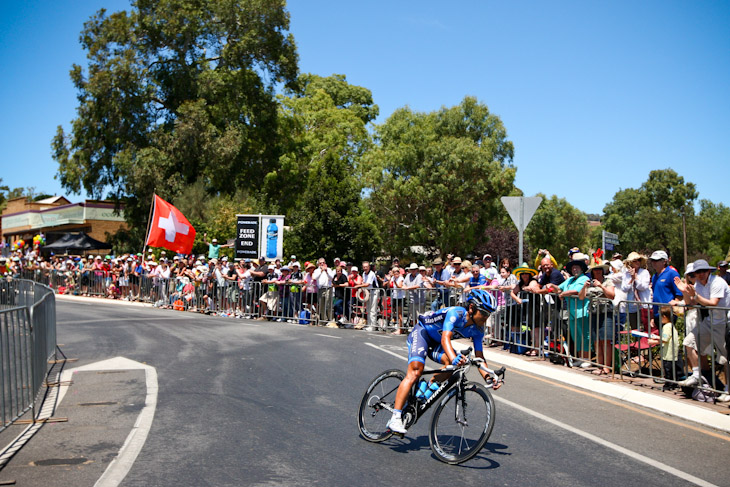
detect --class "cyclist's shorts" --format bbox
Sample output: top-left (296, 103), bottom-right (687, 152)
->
top-left (407, 324), bottom-right (444, 365)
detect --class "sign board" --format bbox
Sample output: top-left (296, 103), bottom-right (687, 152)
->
top-left (259, 215), bottom-right (285, 261)
top-left (501, 197), bottom-right (542, 232)
top-left (602, 230), bottom-right (619, 254)
top-left (501, 196), bottom-right (542, 264)
top-left (603, 231), bottom-right (619, 245)
top-left (235, 215), bottom-right (260, 260)
top-left (235, 214), bottom-right (285, 261)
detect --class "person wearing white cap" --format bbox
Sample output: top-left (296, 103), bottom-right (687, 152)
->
top-left (649, 250), bottom-right (682, 327)
top-left (354, 261), bottom-right (380, 331)
top-left (675, 260), bottom-right (730, 401)
top-left (402, 263), bottom-right (425, 322)
top-left (203, 232), bottom-right (233, 260)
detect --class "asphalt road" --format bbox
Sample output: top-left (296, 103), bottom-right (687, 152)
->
top-left (2, 299), bottom-right (728, 486)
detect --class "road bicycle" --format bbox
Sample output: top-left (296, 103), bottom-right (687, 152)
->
top-left (357, 348), bottom-right (505, 464)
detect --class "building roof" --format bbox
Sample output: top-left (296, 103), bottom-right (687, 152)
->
top-left (34, 196), bottom-right (71, 205)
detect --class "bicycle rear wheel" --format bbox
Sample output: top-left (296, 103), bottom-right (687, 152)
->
top-left (429, 382), bottom-right (495, 464)
top-left (357, 369), bottom-right (405, 442)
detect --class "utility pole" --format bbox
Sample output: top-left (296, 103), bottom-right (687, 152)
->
top-left (681, 207), bottom-right (688, 269)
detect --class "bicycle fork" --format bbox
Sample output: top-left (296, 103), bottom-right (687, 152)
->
top-left (454, 387), bottom-right (469, 428)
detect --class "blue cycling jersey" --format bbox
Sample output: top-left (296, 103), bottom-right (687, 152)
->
top-left (417, 307), bottom-right (484, 353)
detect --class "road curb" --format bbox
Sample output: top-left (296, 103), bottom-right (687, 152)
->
top-left (56, 293), bottom-right (153, 308)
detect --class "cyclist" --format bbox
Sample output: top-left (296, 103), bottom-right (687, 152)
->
top-left (386, 289), bottom-right (500, 434)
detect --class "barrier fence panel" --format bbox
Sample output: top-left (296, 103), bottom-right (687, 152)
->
top-left (0, 279), bottom-right (56, 434)
top-left (12, 267), bottom-right (730, 395)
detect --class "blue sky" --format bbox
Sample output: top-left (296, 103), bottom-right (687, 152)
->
top-left (1, 1), bottom-right (728, 215)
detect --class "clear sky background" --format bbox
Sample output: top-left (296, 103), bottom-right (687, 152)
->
top-left (1, 1), bottom-right (728, 215)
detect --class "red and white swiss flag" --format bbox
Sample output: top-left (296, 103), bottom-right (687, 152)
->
top-left (145, 195), bottom-right (196, 254)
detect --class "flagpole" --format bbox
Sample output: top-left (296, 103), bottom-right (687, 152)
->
top-left (141, 194), bottom-right (156, 257)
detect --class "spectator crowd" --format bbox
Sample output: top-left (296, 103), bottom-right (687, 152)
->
top-left (3, 238), bottom-right (729, 403)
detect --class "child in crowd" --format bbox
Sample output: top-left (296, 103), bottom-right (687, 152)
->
top-left (647, 306), bottom-right (685, 386)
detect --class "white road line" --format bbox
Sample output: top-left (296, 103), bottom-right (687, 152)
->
top-left (58, 357), bottom-right (158, 487)
top-left (58, 317), bottom-right (260, 326)
top-left (365, 342), bottom-right (408, 360)
top-left (364, 342), bottom-right (718, 487)
top-left (495, 396), bottom-right (718, 487)
top-left (314, 333), bottom-right (342, 339)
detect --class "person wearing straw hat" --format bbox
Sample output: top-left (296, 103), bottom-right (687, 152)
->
top-left (558, 253), bottom-right (592, 367)
top-left (674, 260), bottom-right (730, 401)
top-left (620, 252), bottom-right (652, 332)
top-left (580, 262), bottom-right (616, 375)
top-left (510, 264), bottom-right (539, 303)
top-left (508, 264), bottom-right (540, 349)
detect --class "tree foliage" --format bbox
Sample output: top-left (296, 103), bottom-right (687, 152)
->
top-left (524, 194), bottom-right (589, 264)
top-left (279, 74), bottom-right (381, 261)
top-left (268, 73), bottom-right (377, 214)
top-left (52, 0), bottom-right (299, 248)
top-left (363, 97), bottom-right (516, 258)
top-left (692, 200), bottom-right (730, 264)
top-left (602, 169), bottom-right (698, 269)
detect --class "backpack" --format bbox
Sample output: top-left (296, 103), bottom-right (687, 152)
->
top-left (691, 377), bottom-right (717, 403)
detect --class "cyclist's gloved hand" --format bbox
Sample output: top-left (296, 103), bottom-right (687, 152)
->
top-left (451, 354), bottom-right (464, 366)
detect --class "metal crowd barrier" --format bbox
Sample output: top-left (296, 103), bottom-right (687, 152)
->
top-left (15, 268), bottom-right (730, 394)
top-left (485, 290), bottom-right (730, 394)
top-left (1, 279), bottom-right (57, 434)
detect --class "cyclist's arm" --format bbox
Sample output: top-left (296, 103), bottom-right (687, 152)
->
top-left (475, 350), bottom-right (489, 381)
top-left (440, 330), bottom-right (462, 366)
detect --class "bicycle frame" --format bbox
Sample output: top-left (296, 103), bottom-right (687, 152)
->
top-left (397, 349), bottom-right (504, 429)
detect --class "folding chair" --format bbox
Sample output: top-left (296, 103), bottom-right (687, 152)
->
top-left (615, 328), bottom-right (662, 377)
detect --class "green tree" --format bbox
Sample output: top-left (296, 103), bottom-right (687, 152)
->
top-left (278, 74), bottom-right (381, 261)
top-left (692, 200), bottom-right (730, 264)
top-left (268, 73), bottom-right (378, 214)
top-left (363, 97), bottom-right (516, 257)
top-left (524, 194), bottom-right (589, 264)
top-left (52, 0), bottom-right (299, 249)
top-left (602, 169), bottom-right (698, 269)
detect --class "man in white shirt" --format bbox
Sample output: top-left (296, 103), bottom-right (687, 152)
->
top-left (676, 259), bottom-right (730, 402)
top-left (403, 263), bottom-right (425, 323)
top-left (358, 261), bottom-right (380, 331)
top-left (313, 258), bottom-right (335, 321)
top-left (480, 254), bottom-right (499, 281)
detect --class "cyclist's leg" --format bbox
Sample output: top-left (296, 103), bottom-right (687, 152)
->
top-left (393, 360), bottom-right (424, 412)
top-left (394, 326), bottom-right (428, 411)
top-left (430, 346), bottom-right (456, 382)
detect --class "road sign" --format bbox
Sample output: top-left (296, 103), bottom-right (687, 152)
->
top-left (602, 230), bottom-right (620, 254)
top-left (501, 196), bottom-right (542, 264)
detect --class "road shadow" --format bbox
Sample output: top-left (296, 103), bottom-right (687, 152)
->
top-left (382, 435), bottom-right (510, 469)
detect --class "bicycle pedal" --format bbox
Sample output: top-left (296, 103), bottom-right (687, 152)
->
top-left (392, 432), bottom-right (405, 438)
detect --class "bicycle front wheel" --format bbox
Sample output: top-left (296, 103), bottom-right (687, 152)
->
top-left (357, 369), bottom-right (405, 442)
top-left (429, 382), bottom-right (495, 464)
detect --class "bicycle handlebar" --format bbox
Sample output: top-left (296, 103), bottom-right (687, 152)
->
top-left (438, 347), bottom-right (506, 386)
